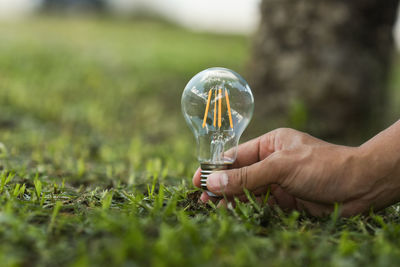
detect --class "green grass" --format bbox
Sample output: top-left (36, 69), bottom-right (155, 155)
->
top-left (1, 16), bottom-right (400, 266)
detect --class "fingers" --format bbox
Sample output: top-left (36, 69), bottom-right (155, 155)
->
top-left (192, 132), bottom-right (277, 190)
top-left (231, 131), bottom-right (277, 169)
top-left (199, 191), bottom-right (221, 204)
top-left (340, 200), bottom-right (368, 217)
top-left (213, 185), bottom-right (294, 210)
top-left (216, 193), bottom-right (278, 208)
top-left (193, 168), bottom-right (201, 188)
top-left (201, 180), bottom-right (358, 218)
top-left (199, 185), bottom-right (270, 204)
top-left (193, 130), bottom-right (281, 190)
top-left (270, 185), bottom-right (297, 210)
top-left (230, 136), bottom-right (262, 168)
top-left (207, 152), bottom-right (287, 196)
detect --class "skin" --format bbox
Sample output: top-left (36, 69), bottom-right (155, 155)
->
top-left (192, 120), bottom-right (400, 217)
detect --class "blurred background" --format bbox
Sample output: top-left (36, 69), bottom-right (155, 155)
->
top-left (1, 2), bottom-right (400, 265)
top-left (0, 0), bottom-right (400, 176)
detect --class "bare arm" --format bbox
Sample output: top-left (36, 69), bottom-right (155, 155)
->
top-left (355, 120), bottom-right (400, 212)
top-left (192, 120), bottom-right (400, 217)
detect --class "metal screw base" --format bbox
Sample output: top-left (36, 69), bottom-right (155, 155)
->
top-left (200, 163), bottom-right (230, 197)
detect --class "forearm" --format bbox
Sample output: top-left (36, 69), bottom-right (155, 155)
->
top-left (357, 120), bottom-right (400, 209)
top-left (360, 120), bottom-right (400, 176)
top-left (195, 124), bottom-right (400, 216)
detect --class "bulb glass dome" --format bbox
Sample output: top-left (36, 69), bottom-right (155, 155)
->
top-left (181, 67), bottom-right (254, 165)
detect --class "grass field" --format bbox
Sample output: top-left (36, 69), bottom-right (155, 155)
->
top-left (1, 16), bottom-right (400, 266)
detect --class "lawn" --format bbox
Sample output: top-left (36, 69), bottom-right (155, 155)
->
top-left (1, 16), bottom-right (400, 266)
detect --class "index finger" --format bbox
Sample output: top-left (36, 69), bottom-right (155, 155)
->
top-left (231, 132), bottom-right (276, 169)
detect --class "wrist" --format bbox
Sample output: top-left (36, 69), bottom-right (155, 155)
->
top-left (358, 139), bottom-right (397, 183)
top-left (358, 121), bottom-right (400, 188)
top-left (342, 146), bottom-right (374, 197)
top-left (354, 140), bottom-right (400, 210)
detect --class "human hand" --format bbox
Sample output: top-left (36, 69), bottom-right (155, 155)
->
top-left (193, 128), bottom-right (398, 217)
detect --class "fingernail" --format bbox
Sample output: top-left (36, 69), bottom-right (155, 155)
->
top-left (199, 192), bottom-right (208, 203)
top-left (207, 172), bottom-right (228, 192)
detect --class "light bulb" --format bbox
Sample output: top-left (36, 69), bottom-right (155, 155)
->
top-left (181, 67), bottom-right (254, 196)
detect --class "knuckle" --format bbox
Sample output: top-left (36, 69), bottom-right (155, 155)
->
top-left (238, 167), bottom-right (249, 189)
top-left (274, 127), bottom-right (286, 133)
top-left (266, 152), bottom-right (286, 183)
top-left (270, 128), bottom-right (300, 150)
top-left (274, 127), bottom-right (293, 135)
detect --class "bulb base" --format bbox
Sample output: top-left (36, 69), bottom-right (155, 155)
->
top-left (200, 163), bottom-right (229, 197)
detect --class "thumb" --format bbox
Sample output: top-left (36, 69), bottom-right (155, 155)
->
top-left (206, 152), bottom-right (287, 196)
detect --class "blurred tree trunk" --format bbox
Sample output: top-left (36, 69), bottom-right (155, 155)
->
top-left (249, 0), bottom-right (399, 143)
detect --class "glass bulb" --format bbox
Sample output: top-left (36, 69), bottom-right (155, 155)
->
top-left (181, 67), bottom-right (254, 196)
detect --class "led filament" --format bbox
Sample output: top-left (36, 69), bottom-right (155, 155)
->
top-left (201, 88), bottom-right (233, 129)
